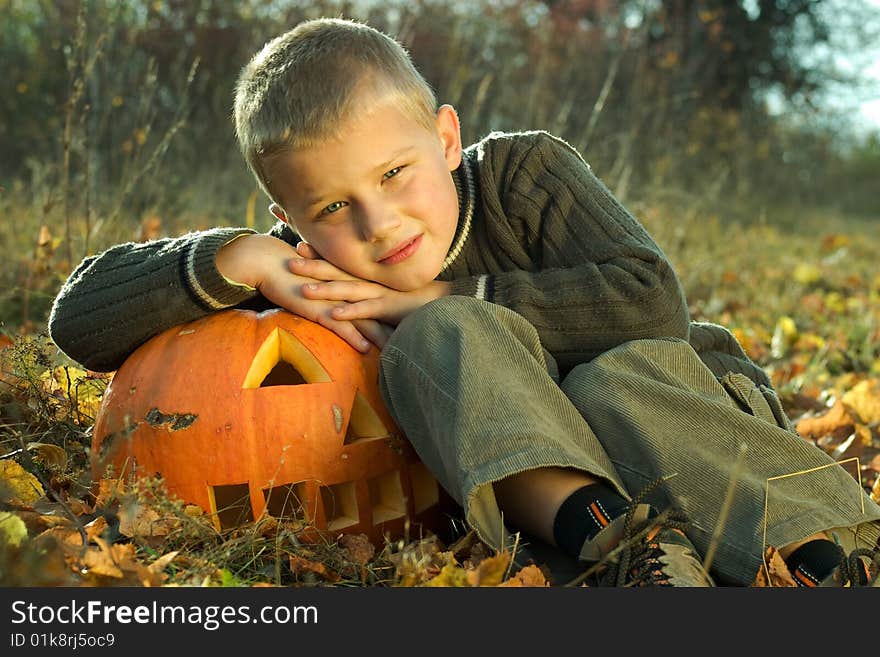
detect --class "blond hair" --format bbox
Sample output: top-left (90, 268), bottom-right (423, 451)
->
top-left (234, 18), bottom-right (437, 203)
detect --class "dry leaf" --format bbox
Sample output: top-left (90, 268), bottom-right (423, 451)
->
top-left (339, 533), bottom-right (375, 566)
top-left (842, 378), bottom-right (880, 425)
top-left (871, 475), bottom-right (880, 505)
top-left (144, 550), bottom-right (179, 586)
top-left (94, 478), bottom-right (125, 508)
top-left (118, 499), bottom-right (174, 538)
top-left (751, 546), bottom-right (796, 587)
top-left (423, 561), bottom-right (472, 587)
top-left (37, 524), bottom-right (85, 547)
top-left (84, 515), bottom-right (109, 543)
top-left (26, 442), bottom-right (68, 471)
top-left (466, 552), bottom-right (511, 586)
top-left (80, 536), bottom-right (157, 586)
top-left (288, 554), bottom-right (340, 582)
top-left (795, 400), bottom-right (852, 438)
top-left (0, 459), bottom-right (45, 505)
top-left (82, 538), bottom-right (129, 579)
top-left (499, 564), bottom-right (549, 587)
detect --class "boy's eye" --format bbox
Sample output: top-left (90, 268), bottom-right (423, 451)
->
top-left (320, 201), bottom-right (347, 216)
top-left (383, 166), bottom-right (402, 180)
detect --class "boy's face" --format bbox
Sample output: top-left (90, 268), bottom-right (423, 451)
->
top-left (267, 95), bottom-right (463, 292)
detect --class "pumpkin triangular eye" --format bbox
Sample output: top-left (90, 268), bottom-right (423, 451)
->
top-left (241, 328), bottom-right (331, 388)
top-left (343, 390), bottom-right (390, 444)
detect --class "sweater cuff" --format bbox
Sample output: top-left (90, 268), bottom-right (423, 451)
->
top-left (184, 228), bottom-right (259, 309)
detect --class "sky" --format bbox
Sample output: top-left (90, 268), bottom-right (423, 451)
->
top-left (842, 0), bottom-right (880, 133)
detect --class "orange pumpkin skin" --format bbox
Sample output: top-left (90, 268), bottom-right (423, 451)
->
top-left (91, 308), bottom-right (451, 543)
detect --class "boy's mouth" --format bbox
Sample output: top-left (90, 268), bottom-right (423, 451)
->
top-left (378, 234), bottom-right (422, 265)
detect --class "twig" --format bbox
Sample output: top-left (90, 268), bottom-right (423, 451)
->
top-left (702, 442), bottom-right (748, 574)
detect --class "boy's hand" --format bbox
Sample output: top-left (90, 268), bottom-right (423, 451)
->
top-left (289, 242), bottom-right (451, 325)
top-left (215, 234), bottom-right (383, 353)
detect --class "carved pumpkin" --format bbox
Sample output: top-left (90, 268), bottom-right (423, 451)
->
top-left (91, 308), bottom-right (453, 544)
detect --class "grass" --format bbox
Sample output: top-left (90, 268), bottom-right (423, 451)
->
top-left (1, 195), bottom-right (879, 588)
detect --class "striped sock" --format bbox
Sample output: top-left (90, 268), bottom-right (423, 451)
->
top-left (552, 484), bottom-right (630, 559)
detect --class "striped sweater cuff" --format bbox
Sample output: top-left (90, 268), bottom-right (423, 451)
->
top-left (183, 228), bottom-right (260, 310)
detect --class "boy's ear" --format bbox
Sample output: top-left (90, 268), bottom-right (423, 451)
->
top-left (269, 202), bottom-right (289, 223)
top-left (435, 104), bottom-right (462, 171)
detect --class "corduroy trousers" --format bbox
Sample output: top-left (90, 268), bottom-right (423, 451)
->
top-left (378, 296), bottom-right (880, 585)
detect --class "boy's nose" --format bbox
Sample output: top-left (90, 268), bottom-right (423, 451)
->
top-left (358, 203), bottom-right (401, 242)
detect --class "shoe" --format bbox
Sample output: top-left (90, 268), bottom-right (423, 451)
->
top-left (817, 545), bottom-right (880, 587)
top-left (581, 503), bottom-right (715, 587)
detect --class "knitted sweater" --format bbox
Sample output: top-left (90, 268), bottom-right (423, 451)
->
top-left (48, 130), bottom-right (766, 384)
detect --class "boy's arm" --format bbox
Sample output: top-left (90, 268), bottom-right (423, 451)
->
top-left (443, 131), bottom-right (690, 371)
top-left (50, 226), bottom-right (390, 372)
top-left (48, 228), bottom-right (260, 371)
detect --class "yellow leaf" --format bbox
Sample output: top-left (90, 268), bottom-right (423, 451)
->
top-left (771, 316), bottom-right (798, 358)
top-left (0, 460), bottom-right (44, 505)
top-left (466, 552), bottom-right (511, 587)
top-left (0, 511), bottom-right (28, 548)
top-left (38, 366), bottom-right (106, 421)
top-left (842, 378), bottom-right (880, 425)
top-left (423, 561), bottom-right (471, 587)
top-left (793, 263), bottom-right (822, 285)
top-left (824, 291), bottom-right (846, 314)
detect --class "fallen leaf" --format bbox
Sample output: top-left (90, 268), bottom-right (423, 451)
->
top-left (0, 511), bottom-right (28, 547)
top-left (144, 551), bottom-right (179, 586)
top-left (0, 459), bottom-right (45, 505)
top-left (288, 554), bottom-right (340, 582)
top-left (795, 400), bottom-right (852, 438)
top-left (793, 263), bottom-right (822, 285)
top-left (842, 378), bottom-right (880, 424)
top-left (466, 552), bottom-right (511, 586)
top-left (82, 538), bottom-right (128, 579)
top-left (423, 561), bottom-right (471, 587)
top-left (771, 316), bottom-right (799, 358)
top-left (26, 442), bottom-right (68, 471)
top-left (118, 499), bottom-right (175, 538)
top-left (499, 564), bottom-right (549, 587)
top-left (339, 533), bottom-right (375, 566)
top-left (751, 546), bottom-right (796, 587)
top-left (94, 478), bottom-right (125, 508)
top-left (84, 516), bottom-right (109, 543)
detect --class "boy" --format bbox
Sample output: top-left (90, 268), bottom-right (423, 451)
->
top-left (49, 18), bottom-right (880, 586)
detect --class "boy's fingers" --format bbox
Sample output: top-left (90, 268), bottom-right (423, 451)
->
top-left (295, 241), bottom-right (320, 259)
top-left (330, 299), bottom-right (385, 321)
top-left (289, 257), bottom-right (356, 282)
top-left (301, 280), bottom-right (378, 301)
top-left (352, 319), bottom-right (390, 349)
top-left (321, 318), bottom-right (371, 353)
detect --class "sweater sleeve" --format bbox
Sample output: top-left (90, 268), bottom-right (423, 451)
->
top-left (48, 227), bottom-right (261, 372)
top-left (447, 132), bottom-right (689, 372)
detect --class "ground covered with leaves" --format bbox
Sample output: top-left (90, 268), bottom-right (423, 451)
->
top-left (1, 208), bottom-right (879, 588)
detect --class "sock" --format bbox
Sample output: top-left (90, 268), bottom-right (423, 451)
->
top-left (552, 484), bottom-right (631, 559)
top-left (784, 539), bottom-right (859, 587)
